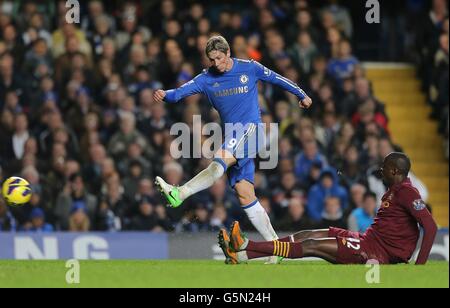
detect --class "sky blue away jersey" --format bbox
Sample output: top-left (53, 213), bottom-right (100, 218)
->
top-left (163, 58), bottom-right (307, 125)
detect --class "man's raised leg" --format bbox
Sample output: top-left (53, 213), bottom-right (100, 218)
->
top-left (156, 150), bottom-right (235, 207)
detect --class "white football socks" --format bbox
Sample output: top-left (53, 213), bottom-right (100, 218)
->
top-left (243, 200), bottom-right (278, 241)
top-left (179, 160), bottom-right (226, 200)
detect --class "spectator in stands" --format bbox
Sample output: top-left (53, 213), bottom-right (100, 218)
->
top-left (129, 197), bottom-right (160, 231)
top-left (302, 160), bottom-right (323, 191)
top-left (121, 159), bottom-right (145, 203)
top-left (323, 26), bottom-right (342, 59)
top-left (0, 196), bottom-right (16, 231)
top-left (0, 110), bottom-right (14, 161)
top-left (2, 23), bottom-right (25, 64)
top-left (68, 201), bottom-right (91, 232)
top-left (54, 173), bottom-right (97, 230)
top-left (349, 183), bottom-right (367, 211)
top-left (276, 197), bottom-right (313, 231)
top-left (294, 139), bottom-right (328, 184)
top-left (23, 38), bottom-right (53, 76)
top-left (162, 161), bottom-right (184, 187)
top-left (359, 133), bottom-right (380, 170)
top-left (66, 87), bottom-right (101, 138)
top-left (287, 9), bottom-right (320, 44)
top-left (274, 100), bottom-right (295, 138)
top-left (340, 144), bottom-right (365, 188)
top-left (0, 53), bottom-right (25, 106)
top-left (79, 113), bottom-right (100, 162)
top-left (117, 142), bottom-right (152, 177)
top-left (21, 207), bottom-right (54, 232)
top-left (96, 176), bottom-right (126, 231)
top-left (2, 113), bottom-right (29, 163)
top-left (89, 14), bottom-right (114, 60)
top-left (352, 98), bottom-right (389, 138)
top-left (178, 202), bottom-right (211, 233)
top-left (306, 167), bottom-right (348, 222)
top-left (210, 204), bottom-right (232, 231)
top-left (323, 0), bottom-right (353, 38)
top-left (82, 143), bottom-right (106, 195)
top-left (289, 31), bottom-right (318, 77)
top-left (81, 0), bottom-right (115, 37)
top-left (39, 111), bottom-right (79, 158)
top-left (327, 39), bottom-right (359, 89)
top-left (132, 178), bottom-right (156, 206)
top-left (347, 191), bottom-right (377, 232)
top-left (430, 32), bottom-right (449, 134)
top-left (317, 195), bottom-right (347, 229)
top-left (52, 21), bottom-right (92, 60)
top-left (154, 204), bottom-right (174, 231)
top-left (107, 111), bottom-right (152, 160)
top-left (272, 171), bottom-right (304, 218)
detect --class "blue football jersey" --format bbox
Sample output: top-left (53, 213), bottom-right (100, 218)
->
top-left (164, 58), bottom-right (307, 125)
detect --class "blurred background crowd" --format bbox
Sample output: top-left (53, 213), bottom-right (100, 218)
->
top-left (0, 0), bottom-right (448, 233)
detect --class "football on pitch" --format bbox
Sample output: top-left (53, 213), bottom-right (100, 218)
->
top-left (1, 177), bottom-right (32, 207)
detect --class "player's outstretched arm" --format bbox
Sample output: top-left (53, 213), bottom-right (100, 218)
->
top-left (154, 75), bottom-right (205, 104)
top-left (253, 60), bottom-right (312, 109)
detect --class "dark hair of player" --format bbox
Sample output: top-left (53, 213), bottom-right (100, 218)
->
top-left (386, 152), bottom-right (411, 176)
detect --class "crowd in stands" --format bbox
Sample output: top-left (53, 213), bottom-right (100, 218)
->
top-left (413, 0), bottom-right (449, 158)
top-left (0, 0), bottom-right (446, 234)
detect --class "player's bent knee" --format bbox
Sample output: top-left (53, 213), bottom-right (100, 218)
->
top-left (237, 193), bottom-right (255, 206)
top-left (215, 150), bottom-right (236, 166)
top-left (235, 184), bottom-right (256, 206)
top-left (239, 197), bottom-right (255, 206)
top-left (208, 161), bottom-right (225, 179)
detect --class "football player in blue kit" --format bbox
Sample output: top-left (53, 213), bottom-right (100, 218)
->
top-left (153, 35), bottom-right (312, 263)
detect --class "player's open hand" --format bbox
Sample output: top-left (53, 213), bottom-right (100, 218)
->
top-left (299, 96), bottom-right (312, 109)
top-left (153, 89), bottom-right (166, 102)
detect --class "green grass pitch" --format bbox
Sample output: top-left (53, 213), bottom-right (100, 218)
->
top-left (0, 260), bottom-right (447, 288)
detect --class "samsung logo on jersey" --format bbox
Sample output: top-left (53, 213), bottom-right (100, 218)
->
top-left (214, 86), bottom-right (249, 97)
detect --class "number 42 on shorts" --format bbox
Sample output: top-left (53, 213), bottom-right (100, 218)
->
top-left (343, 238), bottom-right (361, 250)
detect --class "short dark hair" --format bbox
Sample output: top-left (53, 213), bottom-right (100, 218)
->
top-left (320, 170), bottom-right (334, 181)
top-left (386, 152), bottom-right (411, 176)
top-left (129, 159), bottom-right (143, 169)
top-left (205, 35), bottom-right (230, 56)
top-left (363, 191), bottom-right (377, 201)
top-left (33, 37), bottom-right (47, 47)
top-left (69, 173), bottom-right (83, 183)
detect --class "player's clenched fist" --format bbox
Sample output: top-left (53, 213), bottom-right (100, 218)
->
top-left (153, 89), bottom-right (166, 102)
top-left (299, 96), bottom-right (312, 109)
